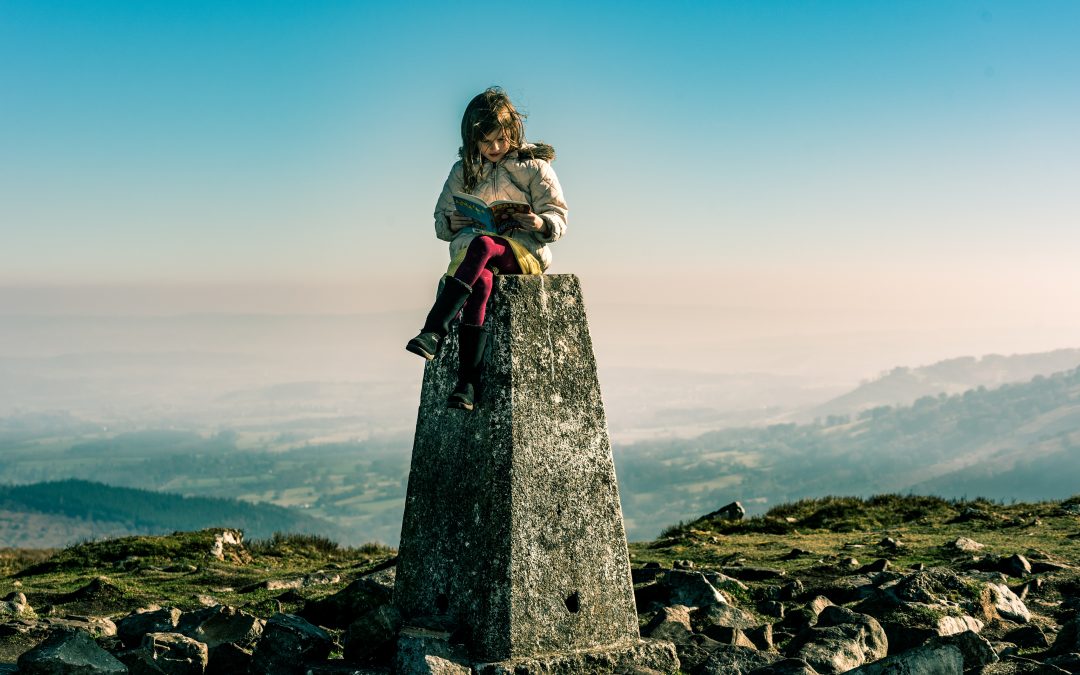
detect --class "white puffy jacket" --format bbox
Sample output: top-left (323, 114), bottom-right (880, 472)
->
top-left (433, 143), bottom-right (568, 271)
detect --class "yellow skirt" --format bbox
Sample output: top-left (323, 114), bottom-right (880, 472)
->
top-left (445, 234), bottom-right (542, 277)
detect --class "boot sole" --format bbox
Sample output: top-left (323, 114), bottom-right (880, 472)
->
top-left (447, 399), bottom-right (474, 411)
top-left (405, 342), bottom-right (436, 360)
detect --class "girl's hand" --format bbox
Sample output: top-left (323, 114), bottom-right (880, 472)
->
top-left (512, 212), bottom-right (545, 232)
top-left (448, 213), bottom-right (473, 232)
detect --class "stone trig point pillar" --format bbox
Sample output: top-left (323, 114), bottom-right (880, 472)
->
top-left (394, 275), bottom-right (677, 674)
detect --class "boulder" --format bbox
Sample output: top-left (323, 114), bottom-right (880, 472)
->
top-left (691, 604), bottom-right (762, 632)
top-left (703, 501), bottom-right (746, 522)
top-left (17, 626), bottom-right (127, 675)
top-left (845, 641), bottom-right (962, 674)
top-left (343, 603), bottom-right (403, 663)
top-left (176, 605), bottom-right (263, 650)
top-left (300, 576), bottom-right (393, 629)
top-left (120, 632), bottom-right (209, 675)
top-left (249, 613), bottom-right (335, 675)
top-left (117, 608), bottom-right (182, 648)
top-left (641, 605), bottom-right (693, 644)
top-left (747, 659), bottom-right (820, 674)
top-left (949, 537), bottom-right (985, 553)
top-left (663, 570), bottom-right (728, 609)
top-left (46, 616), bottom-right (117, 639)
top-left (723, 567), bottom-right (787, 582)
top-left (696, 644), bottom-right (781, 675)
top-left (395, 628), bottom-right (470, 675)
top-left (1049, 618), bottom-right (1080, 655)
top-left (787, 606), bottom-right (888, 674)
top-left (928, 631), bottom-right (998, 670)
top-left (987, 583), bottom-right (1032, 624)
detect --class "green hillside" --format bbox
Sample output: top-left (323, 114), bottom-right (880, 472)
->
top-left (0, 479), bottom-right (349, 547)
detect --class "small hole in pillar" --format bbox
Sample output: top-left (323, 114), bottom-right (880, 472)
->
top-left (436, 593), bottom-right (449, 614)
top-left (564, 591), bottom-right (580, 614)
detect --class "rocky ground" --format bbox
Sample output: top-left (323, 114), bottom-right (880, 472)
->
top-left (0, 494), bottom-right (1078, 673)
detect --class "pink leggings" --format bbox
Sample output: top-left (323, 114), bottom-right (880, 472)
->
top-left (453, 236), bottom-right (522, 325)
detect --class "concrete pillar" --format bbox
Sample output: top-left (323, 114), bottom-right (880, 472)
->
top-left (394, 275), bottom-right (675, 672)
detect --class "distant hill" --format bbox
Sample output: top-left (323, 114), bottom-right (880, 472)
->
top-left (0, 479), bottom-right (349, 548)
top-left (802, 348), bottom-right (1080, 420)
top-left (615, 364), bottom-right (1080, 539)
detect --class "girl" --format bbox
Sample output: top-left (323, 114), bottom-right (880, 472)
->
top-left (406, 87), bottom-right (568, 411)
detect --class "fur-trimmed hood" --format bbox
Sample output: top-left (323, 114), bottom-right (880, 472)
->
top-left (458, 142), bottom-right (556, 163)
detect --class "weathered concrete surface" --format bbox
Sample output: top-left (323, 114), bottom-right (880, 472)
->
top-left (395, 274), bottom-right (643, 663)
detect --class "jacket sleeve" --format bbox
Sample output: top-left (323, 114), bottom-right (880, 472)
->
top-left (434, 162), bottom-right (465, 242)
top-left (529, 160), bottom-right (568, 243)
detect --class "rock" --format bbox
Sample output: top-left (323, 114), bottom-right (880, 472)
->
top-left (664, 570), bottom-right (728, 608)
top-left (343, 604), bottom-right (402, 664)
top-left (878, 538), bottom-right (902, 552)
top-left (987, 583), bottom-right (1032, 623)
top-left (46, 615), bottom-right (118, 638)
top-left (249, 613), bottom-right (335, 674)
top-left (176, 604), bottom-right (263, 650)
top-left (1003, 625), bottom-right (1050, 649)
top-left (202, 642), bottom-right (253, 675)
top-left (890, 569), bottom-right (977, 607)
top-left (949, 537), bottom-right (985, 552)
top-left (396, 627), bottom-right (476, 674)
top-left (641, 605), bottom-right (693, 644)
top-left (118, 607), bottom-right (183, 648)
top-left (758, 601), bottom-right (785, 619)
top-left (746, 623), bottom-right (775, 651)
top-left (692, 604), bottom-right (763, 631)
top-left (703, 501), bottom-right (747, 522)
top-left (929, 630), bottom-right (998, 670)
top-left (701, 570), bottom-right (750, 594)
top-left (632, 565), bottom-right (665, 584)
top-left (873, 602), bottom-right (983, 655)
top-left (301, 576), bottom-right (394, 629)
top-left (857, 560), bottom-right (891, 574)
top-left (1049, 618), bottom-right (1080, 655)
top-left (787, 606), bottom-right (888, 673)
top-left (669, 633), bottom-right (723, 673)
top-left (696, 644), bottom-right (781, 675)
top-left (208, 529), bottom-right (244, 561)
top-left (1001, 555), bottom-right (1032, 578)
top-left (808, 596), bottom-right (836, 617)
top-left (121, 632), bottom-right (209, 675)
top-left (1044, 654), bottom-right (1080, 673)
top-left (845, 641), bottom-right (962, 674)
top-left (17, 626), bottom-right (127, 675)
top-left (0, 599), bottom-right (36, 621)
top-left (701, 625), bottom-right (758, 650)
top-left (724, 567), bottom-right (787, 582)
top-left (747, 659), bottom-right (820, 674)
top-left (674, 559), bottom-right (695, 570)
top-left (783, 549), bottom-right (815, 561)
top-left (811, 575), bottom-right (877, 605)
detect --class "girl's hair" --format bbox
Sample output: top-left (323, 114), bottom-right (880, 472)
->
top-left (459, 87), bottom-right (526, 191)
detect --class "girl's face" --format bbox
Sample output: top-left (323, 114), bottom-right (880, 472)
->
top-left (477, 128), bottom-right (511, 163)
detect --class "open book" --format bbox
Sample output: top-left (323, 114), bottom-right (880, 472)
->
top-left (452, 193), bottom-right (532, 235)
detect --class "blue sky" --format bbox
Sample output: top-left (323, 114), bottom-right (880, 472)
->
top-left (1, 1), bottom-right (1078, 338)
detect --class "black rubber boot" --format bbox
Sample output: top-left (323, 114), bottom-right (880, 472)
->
top-left (406, 276), bottom-right (472, 360)
top-left (447, 323), bottom-right (488, 411)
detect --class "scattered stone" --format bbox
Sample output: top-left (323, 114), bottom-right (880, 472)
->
top-left (745, 623), bottom-right (775, 651)
top-left (343, 604), bottom-right (402, 664)
top-left (47, 615), bottom-right (118, 638)
top-left (642, 605), bottom-right (693, 644)
top-left (928, 630), bottom-right (998, 670)
top-left (1049, 618), bottom-right (1080, 655)
top-left (703, 501), bottom-right (747, 522)
top-left (1003, 625), bottom-right (1050, 649)
top-left (663, 570), bottom-right (728, 608)
top-left (787, 606), bottom-right (889, 673)
top-left (845, 640), bottom-right (962, 674)
top-left (723, 566), bottom-right (787, 581)
top-left (249, 613), bottom-right (335, 675)
top-left (121, 632), bottom-right (209, 675)
top-left (1001, 554), bottom-right (1032, 578)
top-left (301, 575), bottom-right (394, 628)
top-left (701, 570), bottom-right (750, 594)
top-left (674, 559), bottom-right (695, 570)
top-left (17, 626), bottom-right (126, 675)
top-left (747, 658), bottom-right (820, 674)
top-left (878, 538), bottom-right (902, 552)
top-left (632, 564), bottom-right (665, 584)
top-left (783, 548), bottom-right (815, 560)
top-left (857, 559), bottom-right (890, 574)
top-left (838, 558), bottom-right (861, 572)
top-left (118, 607), bottom-right (183, 648)
top-left (701, 625), bottom-right (758, 650)
top-left (692, 603), bottom-right (763, 632)
top-left (948, 537), bottom-right (985, 552)
top-left (696, 644), bottom-right (781, 675)
top-left (987, 583), bottom-right (1032, 624)
top-left (208, 529), bottom-right (244, 561)
top-left (758, 601), bottom-right (786, 619)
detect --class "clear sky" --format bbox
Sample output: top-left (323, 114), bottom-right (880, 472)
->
top-left (2, 1), bottom-right (1079, 372)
